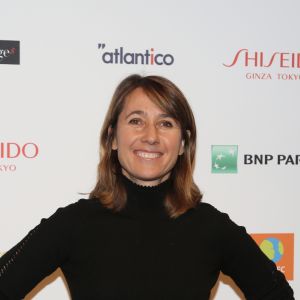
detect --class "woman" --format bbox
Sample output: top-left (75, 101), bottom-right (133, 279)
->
top-left (0, 74), bottom-right (294, 299)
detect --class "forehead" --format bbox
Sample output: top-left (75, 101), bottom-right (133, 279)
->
top-left (121, 87), bottom-right (165, 116)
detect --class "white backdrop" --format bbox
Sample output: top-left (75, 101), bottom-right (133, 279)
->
top-left (0, 0), bottom-right (298, 298)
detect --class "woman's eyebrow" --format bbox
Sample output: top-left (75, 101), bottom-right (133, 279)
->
top-left (125, 111), bottom-right (174, 119)
top-left (125, 110), bottom-right (145, 119)
top-left (158, 113), bottom-right (174, 119)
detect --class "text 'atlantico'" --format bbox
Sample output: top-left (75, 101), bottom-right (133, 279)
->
top-left (97, 44), bottom-right (174, 66)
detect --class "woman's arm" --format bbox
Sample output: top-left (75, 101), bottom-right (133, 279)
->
top-left (0, 202), bottom-right (78, 299)
top-left (219, 213), bottom-right (294, 299)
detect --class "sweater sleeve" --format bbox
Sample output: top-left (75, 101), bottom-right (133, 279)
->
top-left (219, 213), bottom-right (294, 300)
top-left (0, 202), bottom-right (79, 299)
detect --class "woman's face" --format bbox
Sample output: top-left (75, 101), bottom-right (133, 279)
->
top-left (112, 87), bottom-right (185, 186)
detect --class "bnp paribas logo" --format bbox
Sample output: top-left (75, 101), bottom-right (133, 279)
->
top-left (211, 145), bottom-right (238, 173)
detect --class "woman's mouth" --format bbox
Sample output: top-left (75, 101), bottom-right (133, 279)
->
top-left (134, 151), bottom-right (162, 159)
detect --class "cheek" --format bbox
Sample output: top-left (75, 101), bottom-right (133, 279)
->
top-left (165, 135), bottom-right (182, 151)
top-left (115, 128), bottom-right (136, 152)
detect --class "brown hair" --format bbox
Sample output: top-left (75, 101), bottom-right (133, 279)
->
top-left (89, 74), bottom-right (202, 218)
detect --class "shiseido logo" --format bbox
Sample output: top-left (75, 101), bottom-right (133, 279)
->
top-left (0, 142), bottom-right (39, 172)
top-left (223, 49), bottom-right (300, 81)
top-left (0, 40), bottom-right (20, 65)
top-left (97, 43), bottom-right (174, 66)
top-left (223, 49), bottom-right (300, 68)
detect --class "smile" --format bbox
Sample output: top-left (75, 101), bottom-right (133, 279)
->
top-left (135, 151), bottom-right (162, 159)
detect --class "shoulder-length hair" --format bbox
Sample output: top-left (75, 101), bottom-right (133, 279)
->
top-left (89, 74), bottom-right (202, 218)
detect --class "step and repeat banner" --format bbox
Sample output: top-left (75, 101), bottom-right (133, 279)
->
top-left (0, 1), bottom-right (298, 299)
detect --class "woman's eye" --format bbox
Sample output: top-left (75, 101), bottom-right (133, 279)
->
top-left (160, 121), bottom-right (173, 128)
top-left (129, 118), bottom-right (143, 125)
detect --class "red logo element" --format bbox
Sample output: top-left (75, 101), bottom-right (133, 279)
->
top-left (223, 49), bottom-right (300, 68)
top-left (0, 142), bottom-right (39, 172)
top-left (0, 142), bottom-right (39, 159)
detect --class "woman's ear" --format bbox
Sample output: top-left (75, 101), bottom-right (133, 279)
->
top-left (179, 139), bottom-right (185, 155)
top-left (108, 126), bottom-right (118, 150)
top-left (179, 130), bottom-right (190, 155)
top-left (186, 129), bottom-right (191, 139)
top-left (179, 130), bottom-right (191, 155)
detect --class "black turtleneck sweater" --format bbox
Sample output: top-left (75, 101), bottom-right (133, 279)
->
top-left (0, 175), bottom-right (294, 299)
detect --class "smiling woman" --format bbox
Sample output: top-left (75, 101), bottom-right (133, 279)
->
top-left (0, 74), bottom-right (294, 300)
top-left (89, 74), bottom-right (201, 218)
top-left (112, 87), bottom-right (185, 186)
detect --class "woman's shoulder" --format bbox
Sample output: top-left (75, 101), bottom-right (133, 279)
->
top-left (193, 201), bottom-right (252, 240)
top-left (41, 198), bottom-right (105, 225)
top-left (193, 201), bottom-right (225, 218)
top-left (66, 198), bottom-right (103, 209)
top-left (191, 201), bottom-right (239, 229)
top-left (56, 198), bottom-right (106, 217)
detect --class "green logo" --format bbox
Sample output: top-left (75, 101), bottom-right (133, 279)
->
top-left (211, 145), bottom-right (238, 173)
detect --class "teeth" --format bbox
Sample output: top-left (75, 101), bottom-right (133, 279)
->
top-left (136, 151), bottom-right (161, 159)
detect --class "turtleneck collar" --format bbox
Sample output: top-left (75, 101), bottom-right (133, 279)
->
top-left (120, 174), bottom-right (171, 219)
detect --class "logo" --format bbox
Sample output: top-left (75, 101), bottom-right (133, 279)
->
top-left (211, 145), bottom-right (238, 173)
top-left (0, 142), bottom-right (39, 172)
top-left (251, 233), bottom-right (294, 280)
top-left (223, 48), bottom-right (300, 81)
top-left (0, 40), bottom-right (20, 64)
top-left (244, 154), bottom-right (300, 165)
top-left (223, 49), bottom-right (300, 68)
top-left (97, 43), bottom-right (174, 66)
top-left (211, 145), bottom-right (300, 174)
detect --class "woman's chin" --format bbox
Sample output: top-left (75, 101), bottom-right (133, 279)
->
top-left (122, 171), bottom-right (170, 186)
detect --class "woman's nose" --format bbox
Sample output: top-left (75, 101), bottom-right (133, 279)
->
top-left (141, 123), bottom-right (159, 144)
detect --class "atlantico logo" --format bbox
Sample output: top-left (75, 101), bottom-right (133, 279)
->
top-left (223, 48), bottom-right (300, 81)
top-left (251, 233), bottom-right (294, 280)
top-left (0, 142), bottom-right (39, 172)
top-left (97, 43), bottom-right (174, 66)
top-left (0, 40), bottom-right (20, 65)
top-left (211, 145), bottom-right (238, 174)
